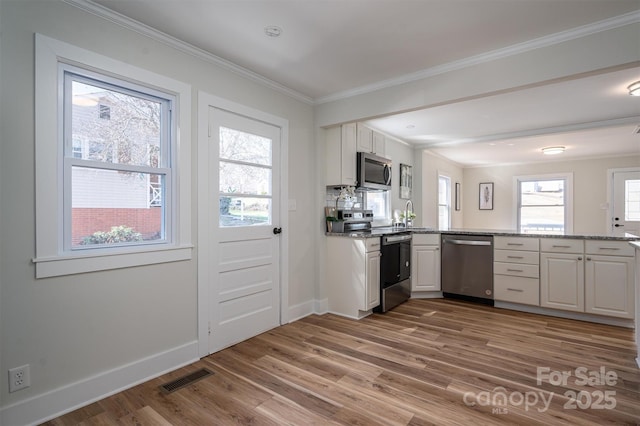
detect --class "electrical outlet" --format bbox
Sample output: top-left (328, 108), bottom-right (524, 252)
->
top-left (8, 364), bottom-right (30, 393)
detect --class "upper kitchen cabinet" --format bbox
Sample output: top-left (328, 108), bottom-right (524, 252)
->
top-left (326, 123), bottom-right (357, 187)
top-left (356, 123), bottom-right (385, 156)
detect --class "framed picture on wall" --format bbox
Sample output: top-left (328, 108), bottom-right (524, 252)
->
top-left (400, 164), bottom-right (412, 199)
top-left (479, 182), bottom-right (493, 210)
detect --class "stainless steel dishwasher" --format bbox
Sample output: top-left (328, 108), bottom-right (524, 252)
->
top-left (441, 234), bottom-right (494, 305)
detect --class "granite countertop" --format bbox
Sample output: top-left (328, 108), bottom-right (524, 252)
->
top-left (326, 227), bottom-right (639, 241)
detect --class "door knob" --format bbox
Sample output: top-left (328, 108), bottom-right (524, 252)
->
top-left (273, 227), bottom-right (282, 234)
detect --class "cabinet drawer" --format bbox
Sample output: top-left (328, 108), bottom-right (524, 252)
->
top-left (494, 237), bottom-right (539, 251)
top-left (494, 262), bottom-right (539, 278)
top-left (412, 233), bottom-right (440, 245)
top-left (585, 240), bottom-right (635, 257)
top-left (494, 249), bottom-right (539, 265)
top-left (366, 237), bottom-right (382, 252)
top-left (540, 238), bottom-right (583, 254)
top-left (494, 275), bottom-right (540, 306)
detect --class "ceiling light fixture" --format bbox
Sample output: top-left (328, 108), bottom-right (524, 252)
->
top-left (264, 26), bottom-right (282, 37)
top-left (541, 146), bottom-right (565, 155)
top-left (628, 81), bottom-right (640, 96)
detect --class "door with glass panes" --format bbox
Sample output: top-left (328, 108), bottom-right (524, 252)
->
top-left (208, 106), bottom-right (281, 353)
top-left (612, 170), bottom-right (640, 236)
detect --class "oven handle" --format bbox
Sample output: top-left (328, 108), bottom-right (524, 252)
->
top-left (445, 239), bottom-right (492, 246)
top-left (383, 234), bottom-right (412, 244)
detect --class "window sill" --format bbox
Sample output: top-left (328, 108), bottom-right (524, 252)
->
top-left (33, 245), bottom-right (193, 278)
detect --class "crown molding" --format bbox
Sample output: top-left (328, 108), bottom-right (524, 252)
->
top-left (62, 0), bottom-right (314, 105)
top-left (315, 10), bottom-right (640, 105)
top-left (411, 116), bottom-right (640, 149)
top-left (62, 1), bottom-right (639, 106)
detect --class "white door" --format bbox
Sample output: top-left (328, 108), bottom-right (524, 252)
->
top-left (612, 170), bottom-right (640, 236)
top-left (208, 106), bottom-right (281, 353)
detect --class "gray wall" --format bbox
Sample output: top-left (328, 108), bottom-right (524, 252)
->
top-left (0, 0), bottom-right (315, 419)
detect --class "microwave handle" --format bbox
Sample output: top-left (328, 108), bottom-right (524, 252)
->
top-left (384, 164), bottom-right (391, 185)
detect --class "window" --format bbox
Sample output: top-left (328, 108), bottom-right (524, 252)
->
top-left (35, 34), bottom-right (192, 278)
top-left (438, 175), bottom-right (451, 230)
top-left (218, 127), bottom-right (272, 227)
top-left (63, 66), bottom-right (172, 249)
top-left (365, 191), bottom-right (391, 226)
top-left (515, 173), bottom-right (573, 234)
top-left (99, 104), bottom-right (111, 120)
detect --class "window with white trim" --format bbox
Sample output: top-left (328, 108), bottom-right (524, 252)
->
top-left (63, 65), bottom-right (173, 249)
top-left (516, 173), bottom-right (573, 234)
top-left (34, 34), bottom-right (192, 278)
top-left (438, 175), bottom-right (451, 230)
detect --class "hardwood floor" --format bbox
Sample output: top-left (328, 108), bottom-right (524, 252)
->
top-left (43, 299), bottom-right (640, 425)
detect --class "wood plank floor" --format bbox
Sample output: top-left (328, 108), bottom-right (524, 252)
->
top-left (43, 299), bottom-right (640, 425)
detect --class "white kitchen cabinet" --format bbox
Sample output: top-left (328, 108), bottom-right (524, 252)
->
top-left (326, 237), bottom-right (381, 319)
top-left (325, 123), bottom-right (357, 186)
top-left (372, 130), bottom-right (386, 156)
top-left (356, 123), bottom-right (385, 156)
top-left (584, 241), bottom-right (635, 319)
top-left (494, 237), bottom-right (540, 306)
top-left (540, 252), bottom-right (585, 312)
top-left (356, 123), bottom-right (373, 153)
top-left (540, 238), bottom-right (635, 318)
top-left (366, 250), bottom-right (381, 309)
top-left (411, 234), bottom-right (440, 292)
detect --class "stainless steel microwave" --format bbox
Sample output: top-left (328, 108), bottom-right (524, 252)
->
top-left (357, 152), bottom-right (392, 190)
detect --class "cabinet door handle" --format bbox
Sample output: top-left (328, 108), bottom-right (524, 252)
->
top-left (507, 269), bottom-right (524, 272)
top-left (598, 247), bottom-right (620, 251)
top-left (586, 257), bottom-right (591, 261)
top-left (552, 245), bottom-right (571, 248)
top-left (507, 243), bottom-right (524, 246)
top-left (507, 256), bottom-right (524, 259)
top-left (507, 288), bottom-right (524, 292)
top-left (578, 257), bottom-right (583, 261)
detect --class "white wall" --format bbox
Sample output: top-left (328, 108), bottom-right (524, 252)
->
top-left (0, 1), bottom-right (315, 423)
top-left (384, 136), bottom-right (417, 219)
top-left (420, 151), bottom-right (464, 229)
top-left (463, 155), bottom-right (640, 234)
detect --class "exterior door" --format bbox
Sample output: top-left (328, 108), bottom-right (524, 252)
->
top-left (612, 170), bottom-right (640, 236)
top-left (208, 106), bottom-right (281, 353)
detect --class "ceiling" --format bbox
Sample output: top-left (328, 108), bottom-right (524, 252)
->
top-left (87, 0), bottom-right (640, 166)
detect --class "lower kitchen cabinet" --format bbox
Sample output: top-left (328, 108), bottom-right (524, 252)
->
top-left (366, 250), bottom-right (381, 309)
top-left (326, 237), bottom-right (381, 319)
top-left (494, 236), bottom-right (540, 305)
top-left (584, 246), bottom-right (635, 319)
top-left (411, 234), bottom-right (440, 292)
top-left (540, 252), bottom-right (585, 312)
top-left (540, 238), bottom-right (635, 319)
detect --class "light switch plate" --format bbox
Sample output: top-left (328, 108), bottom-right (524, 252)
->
top-left (288, 199), bottom-right (297, 211)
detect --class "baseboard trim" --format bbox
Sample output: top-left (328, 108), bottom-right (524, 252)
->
top-left (288, 300), bottom-right (315, 322)
top-left (494, 301), bottom-right (635, 328)
top-left (1, 341), bottom-right (199, 426)
top-left (287, 299), bottom-right (329, 323)
top-left (411, 291), bottom-right (444, 299)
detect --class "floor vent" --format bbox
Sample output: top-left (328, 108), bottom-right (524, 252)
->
top-left (160, 368), bottom-right (213, 394)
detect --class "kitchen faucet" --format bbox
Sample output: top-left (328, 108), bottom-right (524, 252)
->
top-left (404, 199), bottom-right (414, 228)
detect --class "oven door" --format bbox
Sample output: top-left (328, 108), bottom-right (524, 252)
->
top-left (380, 234), bottom-right (411, 287)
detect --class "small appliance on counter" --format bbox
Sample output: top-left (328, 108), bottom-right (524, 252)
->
top-left (326, 208), bottom-right (374, 233)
